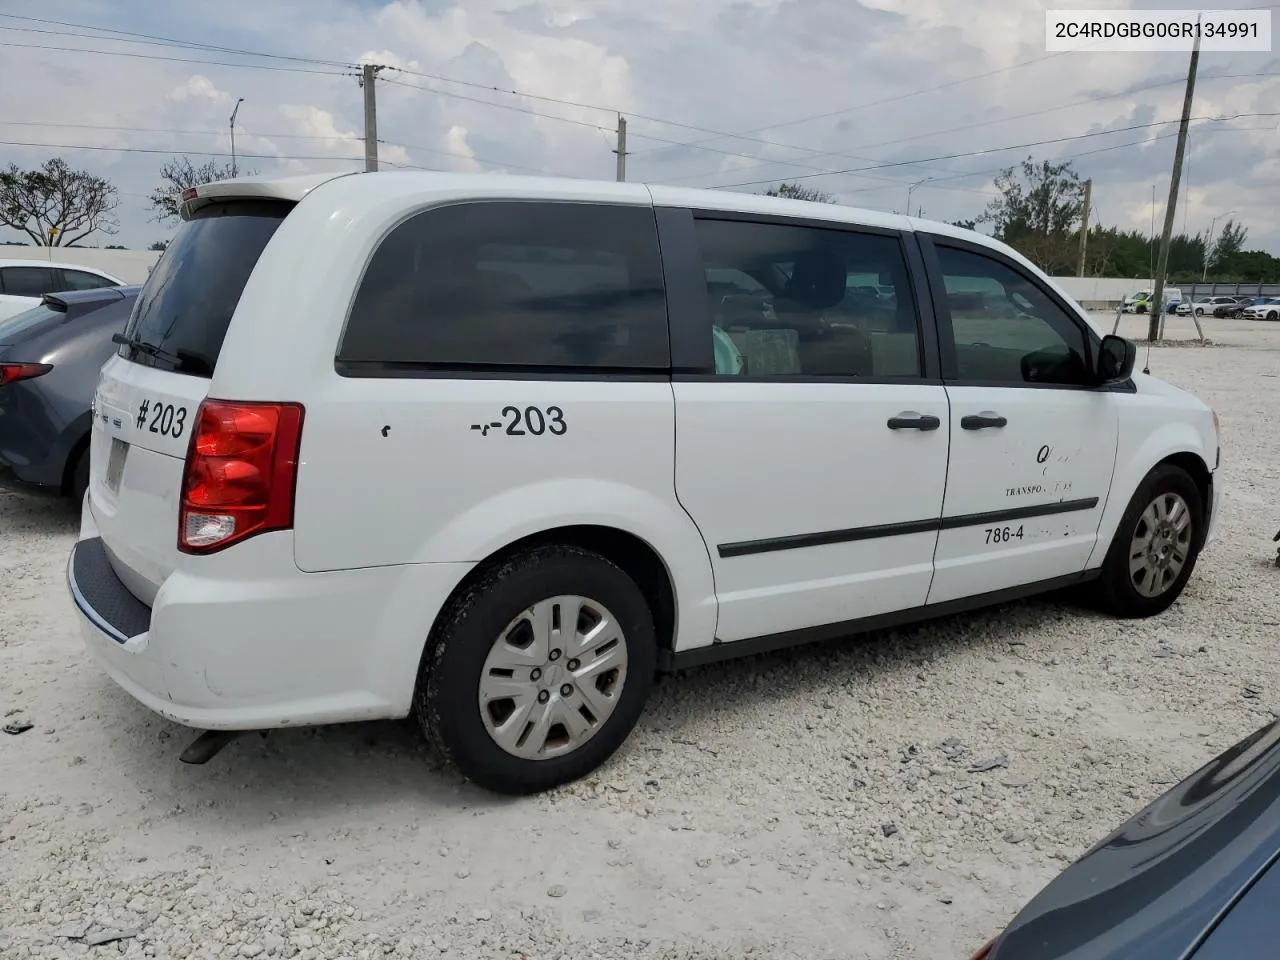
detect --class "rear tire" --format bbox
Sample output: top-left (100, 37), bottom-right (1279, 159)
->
top-left (414, 544), bottom-right (657, 795)
top-left (1093, 464), bottom-right (1205, 618)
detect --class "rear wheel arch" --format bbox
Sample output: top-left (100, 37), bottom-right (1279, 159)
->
top-left (423, 525), bottom-right (678, 668)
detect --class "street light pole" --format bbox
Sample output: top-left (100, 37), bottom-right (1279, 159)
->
top-left (229, 97), bottom-right (244, 177)
top-left (906, 177), bottom-right (931, 217)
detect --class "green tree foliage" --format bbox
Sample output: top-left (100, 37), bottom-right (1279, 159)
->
top-left (951, 157), bottom-right (1278, 282)
top-left (1208, 219), bottom-right (1247, 272)
top-left (0, 158), bottom-right (119, 246)
top-left (761, 182), bottom-right (837, 203)
top-left (978, 157), bottom-right (1084, 274)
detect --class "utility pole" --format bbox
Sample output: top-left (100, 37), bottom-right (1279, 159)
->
top-left (614, 114), bottom-right (627, 182)
top-left (229, 97), bottom-right (244, 177)
top-left (359, 64), bottom-right (384, 172)
top-left (1077, 178), bottom-right (1092, 278)
top-left (1149, 17), bottom-right (1201, 342)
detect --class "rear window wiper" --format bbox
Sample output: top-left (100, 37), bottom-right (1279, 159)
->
top-left (112, 332), bottom-right (182, 366)
top-left (110, 332), bottom-right (213, 376)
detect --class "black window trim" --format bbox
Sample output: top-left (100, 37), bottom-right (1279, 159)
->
top-left (662, 206), bottom-right (943, 384)
top-left (334, 197), bottom-right (673, 381)
top-left (917, 232), bottom-right (1134, 394)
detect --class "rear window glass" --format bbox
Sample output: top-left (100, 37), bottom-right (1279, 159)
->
top-left (0, 303), bottom-right (63, 342)
top-left (120, 199), bottom-right (292, 377)
top-left (338, 200), bottom-right (669, 372)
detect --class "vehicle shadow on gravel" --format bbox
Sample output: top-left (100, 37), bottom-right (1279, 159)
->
top-left (644, 587), bottom-right (1109, 729)
top-left (0, 486), bottom-right (80, 536)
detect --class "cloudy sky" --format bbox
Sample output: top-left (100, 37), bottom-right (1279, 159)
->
top-left (1, 0), bottom-right (1277, 256)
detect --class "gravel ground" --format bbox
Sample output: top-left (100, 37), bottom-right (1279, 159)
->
top-left (2, 313), bottom-right (1278, 960)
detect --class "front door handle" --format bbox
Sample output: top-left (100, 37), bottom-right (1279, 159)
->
top-left (887, 412), bottom-right (941, 431)
top-left (961, 413), bottom-right (1008, 430)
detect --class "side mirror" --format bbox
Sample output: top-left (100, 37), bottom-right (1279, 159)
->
top-left (1097, 334), bottom-right (1136, 383)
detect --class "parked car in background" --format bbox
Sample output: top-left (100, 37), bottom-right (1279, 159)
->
top-left (1179, 295), bottom-right (1239, 317)
top-left (0, 286), bottom-right (139, 500)
top-left (971, 719), bottom-right (1280, 959)
top-left (1123, 290), bottom-right (1151, 313)
top-left (1164, 287), bottom-right (1183, 313)
top-left (1243, 298), bottom-right (1280, 321)
top-left (1212, 296), bottom-right (1255, 318)
top-left (0, 259), bottom-right (123, 321)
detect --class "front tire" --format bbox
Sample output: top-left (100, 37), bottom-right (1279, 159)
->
top-left (414, 544), bottom-right (657, 795)
top-left (1093, 464), bottom-right (1205, 618)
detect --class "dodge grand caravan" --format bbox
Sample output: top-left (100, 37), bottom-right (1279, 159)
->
top-left (68, 171), bottom-right (1222, 795)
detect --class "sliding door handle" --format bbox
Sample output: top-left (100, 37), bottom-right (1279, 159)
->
top-left (961, 413), bottom-right (1008, 430)
top-left (887, 413), bottom-right (941, 431)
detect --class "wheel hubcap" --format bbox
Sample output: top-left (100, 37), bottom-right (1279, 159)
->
top-left (1128, 492), bottom-right (1193, 598)
top-left (478, 595), bottom-right (629, 760)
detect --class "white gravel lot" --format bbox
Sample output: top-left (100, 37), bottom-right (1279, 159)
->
top-left (2, 313), bottom-right (1278, 960)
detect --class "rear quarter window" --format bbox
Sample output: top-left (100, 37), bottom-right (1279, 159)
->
top-left (337, 200), bottom-right (669, 373)
top-left (121, 199), bottom-right (293, 378)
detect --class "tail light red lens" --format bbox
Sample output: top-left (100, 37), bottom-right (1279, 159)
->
top-left (178, 399), bottom-right (304, 554)
top-left (0, 362), bottom-right (53, 385)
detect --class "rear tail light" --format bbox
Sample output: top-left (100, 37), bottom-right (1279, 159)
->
top-left (178, 399), bottom-right (305, 554)
top-left (0, 362), bottom-right (53, 386)
top-left (969, 938), bottom-right (997, 960)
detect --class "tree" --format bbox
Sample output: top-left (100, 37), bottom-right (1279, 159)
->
top-left (0, 158), bottom-right (119, 247)
top-left (761, 182), bottom-right (836, 203)
top-left (148, 240), bottom-right (169, 252)
top-left (1208, 219), bottom-right (1247, 272)
top-left (149, 156), bottom-right (253, 222)
top-left (978, 156), bottom-right (1085, 274)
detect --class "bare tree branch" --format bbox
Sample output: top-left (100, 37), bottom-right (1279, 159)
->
top-left (149, 156), bottom-right (254, 222)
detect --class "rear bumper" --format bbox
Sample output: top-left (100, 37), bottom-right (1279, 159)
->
top-left (67, 506), bottom-right (474, 731)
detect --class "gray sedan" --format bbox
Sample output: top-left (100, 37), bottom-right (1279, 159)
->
top-left (0, 285), bottom-right (139, 500)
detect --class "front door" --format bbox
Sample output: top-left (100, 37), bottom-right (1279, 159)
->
top-left (669, 212), bottom-right (951, 644)
top-left (921, 237), bottom-right (1120, 605)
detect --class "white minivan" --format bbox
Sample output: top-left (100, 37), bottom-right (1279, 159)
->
top-left (68, 171), bottom-right (1222, 794)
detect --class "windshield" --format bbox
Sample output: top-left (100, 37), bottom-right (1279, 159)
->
top-left (120, 198), bottom-right (293, 378)
top-left (0, 302), bottom-right (63, 343)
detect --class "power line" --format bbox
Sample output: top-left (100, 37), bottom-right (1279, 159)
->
top-left (626, 48), bottom-right (1094, 161)
top-left (0, 14), bottom-right (349, 67)
top-left (657, 70), bottom-right (1280, 185)
top-left (0, 39), bottom-right (348, 75)
top-left (0, 139), bottom-right (380, 164)
top-left (702, 112), bottom-right (1280, 190)
top-left (0, 132), bottom-right (552, 175)
top-left (380, 75), bottom-right (936, 187)
top-left (0, 119), bottom-right (365, 141)
top-left (628, 0), bottom-right (1279, 160)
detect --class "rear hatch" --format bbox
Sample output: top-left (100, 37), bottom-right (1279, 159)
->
top-left (89, 198), bottom-right (293, 604)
